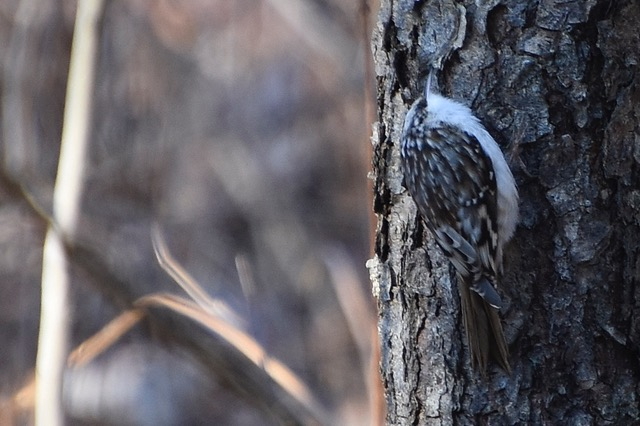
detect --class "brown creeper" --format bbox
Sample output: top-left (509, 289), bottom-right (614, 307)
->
top-left (400, 74), bottom-right (519, 372)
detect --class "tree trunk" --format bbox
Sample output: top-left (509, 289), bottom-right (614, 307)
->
top-left (369, 0), bottom-right (640, 423)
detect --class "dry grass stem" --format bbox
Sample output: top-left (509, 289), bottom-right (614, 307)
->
top-left (151, 224), bottom-right (244, 327)
top-left (67, 309), bottom-right (145, 368)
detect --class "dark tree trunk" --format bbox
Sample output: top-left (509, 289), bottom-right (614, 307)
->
top-left (369, 0), bottom-right (640, 423)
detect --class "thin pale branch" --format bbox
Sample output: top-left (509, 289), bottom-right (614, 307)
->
top-left (36, 1), bottom-right (104, 425)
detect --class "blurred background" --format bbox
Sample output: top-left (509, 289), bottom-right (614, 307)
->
top-left (0, 0), bottom-right (378, 424)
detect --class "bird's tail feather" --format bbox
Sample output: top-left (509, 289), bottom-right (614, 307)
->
top-left (459, 280), bottom-right (510, 373)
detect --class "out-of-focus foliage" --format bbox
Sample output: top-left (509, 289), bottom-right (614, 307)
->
top-left (0, 0), bottom-right (377, 424)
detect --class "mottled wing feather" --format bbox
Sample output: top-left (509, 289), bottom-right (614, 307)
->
top-left (401, 123), bottom-right (500, 298)
top-left (401, 95), bottom-right (512, 371)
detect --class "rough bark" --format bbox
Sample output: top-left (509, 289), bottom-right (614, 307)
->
top-left (369, 0), bottom-right (640, 424)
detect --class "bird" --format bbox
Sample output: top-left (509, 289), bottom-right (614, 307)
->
top-left (400, 72), bottom-right (519, 372)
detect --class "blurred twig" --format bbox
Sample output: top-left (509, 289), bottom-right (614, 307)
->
top-left (67, 309), bottom-right (145, 368)
top-left (150, 228), bottom-right (328, 424)
top-left (36, 1), bottom-right (104, 425)
top-left (136, 293), bottom-right (328, 425)
top-left (151, 224), bottom-right (244, 328)
top-left (67, 296), bottom-right (330, 424)
top-left (0, 372), bottom-right (35, 426)
top-left (324, 248), bottom-right (384, 426)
